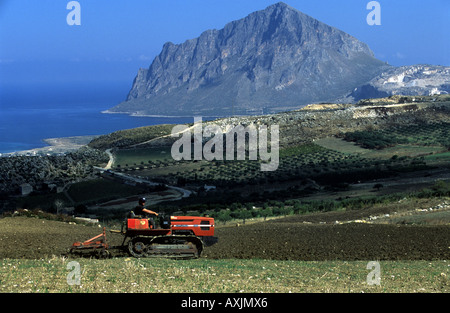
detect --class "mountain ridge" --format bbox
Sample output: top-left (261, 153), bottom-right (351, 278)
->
top-left (106, 2), bottom-right (445, 117)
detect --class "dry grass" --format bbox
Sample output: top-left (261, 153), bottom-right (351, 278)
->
top-left (1, 257), bottom-right (448, 293)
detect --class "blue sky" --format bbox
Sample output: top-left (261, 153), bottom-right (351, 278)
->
top-left (0, 0), bottom-right (449, 87)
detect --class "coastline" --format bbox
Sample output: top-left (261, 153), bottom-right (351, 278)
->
top-left (1, 112), bottom-right (219, 158)
top-left (1, 135), bottom-right (100, 157)
top-left (101, 110), bottom-right (193, 118)
top-left (101, 109), bottom-right (221, 119)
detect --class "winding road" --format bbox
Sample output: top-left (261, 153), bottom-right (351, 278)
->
top-left (104, 149), bottom-right (114, 170)
top-left (95, 149), bottom-right (192, 199)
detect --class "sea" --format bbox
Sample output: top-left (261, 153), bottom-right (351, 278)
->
top-left (0, 82), bottom-right (197, 154)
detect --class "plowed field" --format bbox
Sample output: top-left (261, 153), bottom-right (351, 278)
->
top-left (205, 222), bottom-right (449, 260)
top-left (0, 212), bottom-right (448, 261)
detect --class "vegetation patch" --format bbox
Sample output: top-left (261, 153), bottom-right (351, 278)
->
top-left (114, 147), bottom-right (173, 168)
top-left (88, 124), bottom-right (176, 150)
top-left (67, 178), bottom-right (148, 205)
top-left (344, 130), bottom-right (407, 150)
top-left (343, 122), bottom-right (450, 150)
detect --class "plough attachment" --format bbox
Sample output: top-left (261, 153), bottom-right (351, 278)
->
top-left (69, 227), bottom-right (111, 258)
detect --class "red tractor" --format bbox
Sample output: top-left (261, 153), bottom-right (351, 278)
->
top-left (70, 215), bottom-right (218, 259)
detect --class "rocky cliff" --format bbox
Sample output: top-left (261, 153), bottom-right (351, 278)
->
top-left (107, 2), bottom-right (389, 117)
top-left (343, 65), bottom-right (450, 102)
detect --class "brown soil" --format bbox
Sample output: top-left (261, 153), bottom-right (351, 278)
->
top-left (204, 222), bottom-right (449, 261)
top-left (204, 205), bottom-right (449, 261)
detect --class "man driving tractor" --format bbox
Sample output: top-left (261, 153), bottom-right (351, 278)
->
top-left (133, 197), bottom-right (159, 229)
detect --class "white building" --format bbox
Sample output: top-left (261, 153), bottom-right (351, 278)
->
top-left (20, 183), bottom-right (33, 196)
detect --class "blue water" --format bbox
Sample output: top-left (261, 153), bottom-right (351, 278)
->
top-left (0, 82), bottom-right (196, 154)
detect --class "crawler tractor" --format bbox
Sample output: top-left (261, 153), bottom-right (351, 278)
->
top-left (70, 215), bottom-right (218, 259)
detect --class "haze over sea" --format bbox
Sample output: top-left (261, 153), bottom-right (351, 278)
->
top-left (0, 82), bottom-right (195, 154)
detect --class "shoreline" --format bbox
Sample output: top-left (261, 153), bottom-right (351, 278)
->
top-left (1, 111), bottom-right (196, 157)
top-left (0, 113), bottom-right (198, 157)
top-left (101, 109), bottom-right (224, 119)
top-left (1, 135), bottom-right (100, 157)
top-left (1, 111), bottom-right (240, 157)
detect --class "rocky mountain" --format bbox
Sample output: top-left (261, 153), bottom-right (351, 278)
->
top-left (107, 2), bottom-right (390, 117)
top-left (343, 65), bottom-right (450, 102)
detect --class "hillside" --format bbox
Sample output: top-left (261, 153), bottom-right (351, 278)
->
top-left (96, 95), bottom-right (450, 151)
top-left (2, 95), bottom-right (449, 231)
top-left (74, 95), bottom-right (450, 221)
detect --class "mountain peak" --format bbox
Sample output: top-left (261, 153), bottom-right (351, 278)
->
top-left (265, 2), bottom-right (297, 12)
top-left (109, 3), bottom-right (388, 116)
top-left (254, 1), bottom-right (318, 24)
